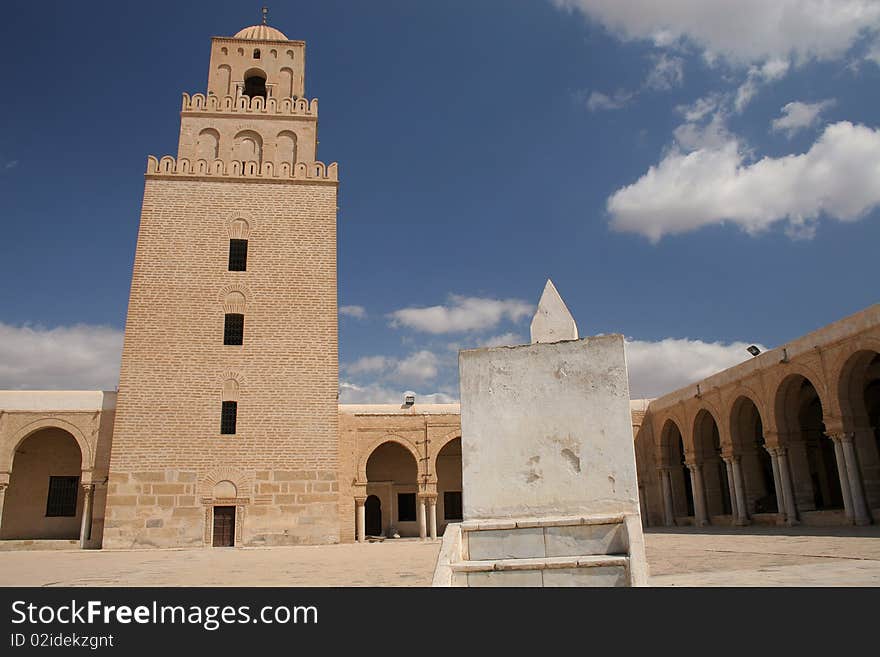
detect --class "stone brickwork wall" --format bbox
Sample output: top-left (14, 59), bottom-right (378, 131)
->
top-left (105, 176), bottom-right (339, 548)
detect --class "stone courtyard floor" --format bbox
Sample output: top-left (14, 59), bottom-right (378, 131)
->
top-left (2, 526), bottom-right (880, 586)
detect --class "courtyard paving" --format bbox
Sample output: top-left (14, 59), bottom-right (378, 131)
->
top-left (1, 526), bottom-right (880, 586)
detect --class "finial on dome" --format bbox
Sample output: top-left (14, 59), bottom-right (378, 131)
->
top-left (261, 6), bottom-right (269, 25)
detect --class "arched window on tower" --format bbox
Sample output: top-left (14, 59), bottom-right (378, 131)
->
top-left (253, 48), bottom-right (261, 59)
top-left (243, 69), bottom-right (267, 99)
top-left (232, 130), bottom-right (263, 165)
top-left (220, 379), bottom-right (239, 435)
top-left (196, 128), bottom-right (220, 161)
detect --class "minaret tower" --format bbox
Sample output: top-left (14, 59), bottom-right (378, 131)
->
top-left (105, 17), bottom-right (340, 548)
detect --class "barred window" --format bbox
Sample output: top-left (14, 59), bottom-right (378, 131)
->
top-left (224, 313), bottom-right (244, 345)
top-left (46, 476), bottom-right (79, 517)
top-left (397, 493), bottom-right (416, 522)
top-left (444, 491), bottom-right (463, 520)
top-left (228, 239), bottom-right (248, 271)
top-left (221, 401), bottom-right (238, 435)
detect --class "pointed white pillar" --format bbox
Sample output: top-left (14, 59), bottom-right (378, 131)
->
top-left (530, 279), bottom-right (578, 344)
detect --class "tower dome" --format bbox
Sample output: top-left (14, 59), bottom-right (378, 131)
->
top-left (233, 24), bottom-right (288, 41)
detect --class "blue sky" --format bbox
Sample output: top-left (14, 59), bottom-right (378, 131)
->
top-left (1, 1), bottom-right (879, 401)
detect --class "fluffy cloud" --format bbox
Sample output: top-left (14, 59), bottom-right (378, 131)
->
top-left (479, 332), bottom-right (524, 348)
top-left (625, 337), bottom-right (762, 399)
top-left (0, 323), bottom-right (123, 390)
top-left (608, 121), bottom-right (880, 241)
top-left (733, 59), bottom-right (790, 112)
top-left (394, 350), bottom-right (440, 384)
top-left (551, 0), bottom-right (880, 66)
top-left (338, 305), bottom-right (367, 319)
top-left (344, 350), bottom-right (441, 385)
top-left (771, 99), bottom-right (836, 137)
top-left (585, 90), bottom-right (633, 111)
top-left (645, 53), bottom-right (685, 91)
top-left (388, 295), bottom-right (533, 334)
top-left (339, 381), bottom-right (457, 405)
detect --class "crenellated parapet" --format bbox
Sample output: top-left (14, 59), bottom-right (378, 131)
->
top-left (181, 93), bottom-right (318, 118)
top-left (145, 155), bottom-right (338, 183)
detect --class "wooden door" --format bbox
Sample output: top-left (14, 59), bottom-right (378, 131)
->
top-left (213, 506), bottom-right (236, 547)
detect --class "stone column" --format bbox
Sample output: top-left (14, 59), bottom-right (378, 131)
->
top-left (688, 463), bottom-right (709, 527)
top-left (417, 496), bottom-right (427, 540)
top-left (731, 456), bottom-right (749, 525)
top-left (660, 468), bottom-right (675, 527)
top-left (428, 497), bottom-right (438, 540)
top-left (837, 433), bottom-right (872, 525)
top-left (355, 497), bottom-right (366, 543)
top-left (774, 447), bottom-right (798, 525)
top-left (722, 458), bottom-right (738, 521)
top-left (829, 435), bottom-right (855, 522)
top-left (79, 483), bottom-right (95, 549)
top-left (0, 481), bottom-right (7, 534)
top-left (766, 447), bottom-right (784, 516)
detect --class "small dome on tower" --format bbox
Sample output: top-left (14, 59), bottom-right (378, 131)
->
top-left (233, 24), bottom-right (288, 41)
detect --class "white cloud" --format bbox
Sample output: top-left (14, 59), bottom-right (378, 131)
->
top-left (608, 121), bottom-right (880, 241)
top-left (389, 295), bottom-right (533, 334)
top-left (346, 355), bottom-right (392, 375)
top-left (551, 0), bottom-right (880, 66)
top-left (394, 350), bottom-right (439, 384)
top-left (645, 53), bottom-right (685, 91)
top-left (479, 332), bottom-right (524, 348)
top-left (626, 337), bottom-right (762, 399)
top-left (339, 381), bottom-right (457, 405)
top-left (0, 323), bottom-right (123, 390)
top-left (734, 58), bottom-right (790, 112)
top-left (344, 350), bottom-right (441, 385)
top-left (585, 90), bottom-right (633, 111)
top-left (771, 99), bottom-right (836, 137)
top-left (339, 305), bottom-right (366, 319)
top-left (673, 110), bottom-right (732, 151)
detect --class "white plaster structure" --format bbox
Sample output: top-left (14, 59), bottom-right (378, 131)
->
top-left (434, 283), bottom-right (647, 586)
top-left (530, 279), bottom-right (578, 344)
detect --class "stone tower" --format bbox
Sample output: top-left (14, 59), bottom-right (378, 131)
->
top-left (104, 20), bottom-right (340, 548)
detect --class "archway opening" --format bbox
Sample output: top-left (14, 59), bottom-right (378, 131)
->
top-left (693, 410), bottom-right (732, 517)
top-left (436, 438), bottom-right (462, 534)
top-left (364, 495), bottom-right (382, 537)
top-left (730, 396), bottom-right (777, 514)
top-left (243, 70), bottom-right (267, 99)
top-left (1, 428), bottom-right (83, 540)
top-left (838, 350), bottom-right (880, 509)
top-left (365, 441), bottom-right (419, 538)
top-left (776, 374), bottom-right (843, 512)
top-left (661, 421), bottom-right (693, 518)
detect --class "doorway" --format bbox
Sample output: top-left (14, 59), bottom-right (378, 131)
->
top-left (213, 506), bottom-right (236, 547)
top-left (364, 495), bottom-right (382, 537)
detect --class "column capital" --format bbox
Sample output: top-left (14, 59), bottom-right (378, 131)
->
top-left (354, 496), bottom-right (366, 506)
top-left (826, 431), bottom-right (854, 444)
top-left (685, 460), bottom-right (702, 472)
top-left (81, 482), bottom-right (96, 492)
top-left (766, 445), bottom-right (786, 457)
